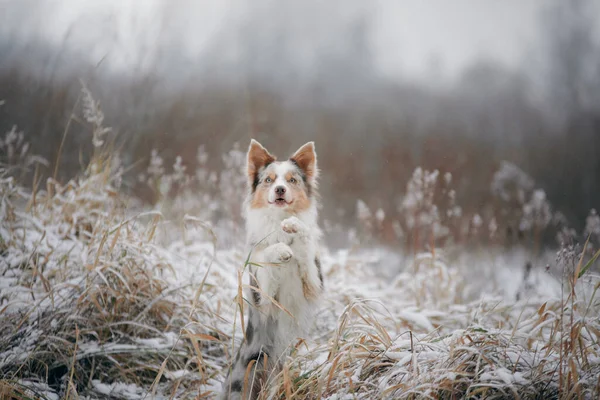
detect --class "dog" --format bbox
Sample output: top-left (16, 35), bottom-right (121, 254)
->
top-left (221, 139), bottom-right (324, 399)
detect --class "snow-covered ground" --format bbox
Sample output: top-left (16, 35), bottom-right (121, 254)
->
top-left (1, 95), bottom-right (599, 398)
top-left (2, 160), bottom-right (599, 399)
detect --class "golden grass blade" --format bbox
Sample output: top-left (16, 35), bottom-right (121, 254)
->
top-left (574, 235), bottom-right (591, 285)
top-left (65, 324), bottom-right (79, 400)
top-left (243, 359), bottom-right (258, 400)
top-left (237, 269), bottom-right (246, 341)
top-left (243, 284), bottom-right (295, 320)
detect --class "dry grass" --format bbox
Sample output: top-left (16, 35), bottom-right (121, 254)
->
top-left (0, 93), bottom-right (229, 399)
top-left (1, 88), bottom-right (599, 399)
top-left (250, 250), bottom-right (600, 399)
top-left (0, 155), bottom-right (222, 398)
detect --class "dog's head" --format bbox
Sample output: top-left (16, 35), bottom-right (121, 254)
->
top-left (246, 139), bottom-right (318, 214)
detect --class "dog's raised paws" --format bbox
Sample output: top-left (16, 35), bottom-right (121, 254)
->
top-left (281, 216), bottom-right (306, 235)
top-left (268, 242), bottom-right (293, 263)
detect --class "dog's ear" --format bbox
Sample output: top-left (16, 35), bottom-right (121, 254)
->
top-left (290, 142), bottom-right (318, 182)
top-left (247, 139), bottom-right (276, 188)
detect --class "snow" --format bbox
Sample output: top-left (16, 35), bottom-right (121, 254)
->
top-left (1, 136), bottom-right (599, 398)
top-left (91, 380), bottom-right (145, 399)
top-left (397, 310), bottom-right (435, 332)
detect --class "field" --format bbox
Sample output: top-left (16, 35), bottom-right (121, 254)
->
top-left (1, 89), bottom-right (600, 399)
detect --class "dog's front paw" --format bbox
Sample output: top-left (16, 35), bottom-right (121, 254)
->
top-left (281, 216), bottom-right (307, 235)
top-left (265, 242), bottom-right (293, 263)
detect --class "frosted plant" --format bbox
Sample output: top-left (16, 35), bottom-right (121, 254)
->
top-left (373, 208), bottom-right (385, 238)
top-left (441, 177), bottom-right (462, 241)
top-left (409, 251), bottom-right (464, 306)
top-left (357, 199), bottom-right (372, 221)
top-left (81, 85), bottom-right (112, 148)
top-left (220, 143), bottom-right (246, 190)
top-left (553, 211), bottom-right (568, 227)
top-left (347, 227), bottom-right (358, 246)
top-left (520, 189), bottom-right (552, 232)
top-left (192, 145), bottom-right (218, 219)
top-left (392, 220), bottom-right (404, 240)
top-left (0, 126), bottom-right (46, 169)
top-left (582, 208), bottom-right (600, 252)
top-left (0, 126), bottom-right (26, 163)
top-left (491, 161), bottom-right (534, 203)
top-left (147, 149), bottom-right (164, 179)
top-left (356, 199), bottom-right (374, 243)
top-left (110, 153), bottom-right (124, 189)
top-left (584, 209), bottom-right (600, 239)
top-left (219, 142), bottom-right (247, 224)
top-left (0, 168), bottom-right (18, 223)
top-left (172, 156), bottom-right (187, 184)
top-left (375, 208), bottom-right (385, 224)
top-left (81, 86), bottom-right (104, 126)
top-left (443, 171), bottom-right (452, 185)
top-left (490, 162), bottom-right (536, 245)
top-left (553, 211), bottom-right (576, 246)
top-left (140, 149), bottom-right (172, 202)
top-left (471, 213), bottom-right (483, 236)
top-left (556, 244), bottom-right (581, 272)
top-left (432, 209), bottom-right (450, 239)
top-left (399, 167), bottom-right (466, 249)
top-left (196, 145), bottom-right (209, 166)
top-left (445, 191), bottom-right (462, 218)
top-left (401, 167), bottom-right (439, 230)
top-left (488, 217), bottom-right (498, 239)
top-left (195, 145), bottom-right (210, 183)
top-left (158, 178), bottom-right (171, 200)
top-left (556, 226), bottom-right (577, 246)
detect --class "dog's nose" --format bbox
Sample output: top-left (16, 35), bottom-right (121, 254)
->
top-left (275, 186), bottom-right (286, 196)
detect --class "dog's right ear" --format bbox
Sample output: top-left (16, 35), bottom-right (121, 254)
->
top-left (247, 139), bottom-right (276, 189)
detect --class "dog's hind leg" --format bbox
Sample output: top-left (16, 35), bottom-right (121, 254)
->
top-left (221, 307), bottom-right (278, 400)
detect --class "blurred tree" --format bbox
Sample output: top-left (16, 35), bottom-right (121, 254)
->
top-left (539, 0), bottom-right (600, 227)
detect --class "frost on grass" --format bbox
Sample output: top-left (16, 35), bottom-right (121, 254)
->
top-left (0, 90), bottom-right (232, 399)
top-left (1, 89), bottom-right (600, 399)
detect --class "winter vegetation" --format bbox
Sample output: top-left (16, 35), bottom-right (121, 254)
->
top-left (1, 88), bottom-right (599, 399)
top-left (2, 1), bottom-right (600, 399)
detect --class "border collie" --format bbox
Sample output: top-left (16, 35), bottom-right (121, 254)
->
top-left (221, 139), bottom-right (324, 399)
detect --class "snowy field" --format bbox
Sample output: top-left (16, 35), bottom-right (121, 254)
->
top-left (1, 92), bottom-right (600, 399)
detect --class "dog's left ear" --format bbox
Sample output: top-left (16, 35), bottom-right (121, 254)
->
top-left (290, 142), bottom-right (318, 182)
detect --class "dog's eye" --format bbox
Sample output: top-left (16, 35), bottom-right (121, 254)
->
top-left (265, 177), bottom-right (273, 183)
top-left (289, 178), bottom-right (297, 184)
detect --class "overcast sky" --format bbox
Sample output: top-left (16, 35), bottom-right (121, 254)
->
top-left (1, 0), bottom-right (592, 85)
top-left (372, 0), bottom-right (546, 80)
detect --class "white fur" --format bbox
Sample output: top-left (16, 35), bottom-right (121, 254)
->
top-left (266, 162), bottom-right (296, 204)
top-left (243, 201), bottom-right (322, 357)
top-left (221, 141), bottom-right (322, 399)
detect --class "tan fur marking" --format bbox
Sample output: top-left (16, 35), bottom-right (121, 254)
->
top-left (287, 185), bottom-right (311, 214)
top-left (290, 142), bottom-right (317, 181)
top-left (250, 184), bottom-right (270, 209)
top-left (284, 171), bottom-right (311, 212)
top-left (247, 140), bottom-right (276, 185)
top-left (301, 274), bottom-right (320, 300)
